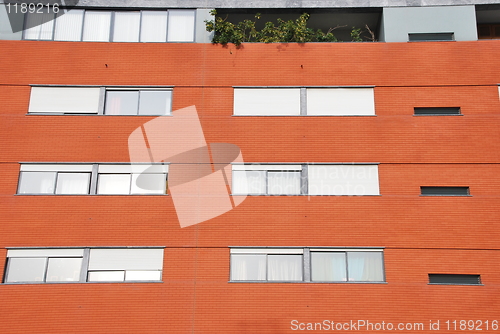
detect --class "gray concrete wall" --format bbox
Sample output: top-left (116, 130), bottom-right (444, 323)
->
top-left (380, 5), bottom-right (478, 42)
top-left (72, 0), bottom-right (500, 8)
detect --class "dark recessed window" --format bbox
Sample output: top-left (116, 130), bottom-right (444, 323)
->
top-left (414, 107), bottom-right (461, 115)
top-left (429, 274), bottom-right (481, 285)
top-left (420, 186), bottom-right (470, 196)
top-left (408, 33), bottom-right (454, 41)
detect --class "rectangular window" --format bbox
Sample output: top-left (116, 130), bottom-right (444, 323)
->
top-left (232, 165), bottom-right (302, 195)
top-left (230, 249), bottom-right (304, 282)
top-left (27, 86), bottom-right (173, 115)
top-left (22, 9), bottom-right (195, 42)
top-left (18, 164), bottom-right (93, 195)
top-left (97, 164), bottom-right (168, 195)
top-left (414, 107), bottom-right (461, 115)
top-left (233, 87), bottom-right (375, 116)
top-left (311, 250), bottom-right (384, 282)
top-left (4, 248), bottom-right (163, 283)
top-left (233, 88), bottom-right (301, 116)
top-left (17, 164), bottom-right (168, 195)
top-left (54, 9), bottom-right (84, 41)
top-left (306, 88), bottom-right (375, 116)
top-left (23, 8), bottom-right (56, 40)
top-left (104, 90), bottom-right (172, 115)
top-left (230, 248), bottom-right (384, 283)
top-left (308, 165), bottom-right (380, 196)
top-left (420, 186), bottom-right (470, 196)
top-left (408, 33), bottom-right (454, 41)
top-left (28, 87), bottom-right (101, 114)
top-left (428, 274), bottom-right (481, 285)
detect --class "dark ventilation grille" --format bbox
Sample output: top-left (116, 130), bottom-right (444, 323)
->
top-left (409, 33), bottom-right (454, 41)
top-left (420, 187), bottom-right (470, 196)
top-left (429, 274), bottom-right (481, 285)
top-left (414, 107), bottom-right (461, 115)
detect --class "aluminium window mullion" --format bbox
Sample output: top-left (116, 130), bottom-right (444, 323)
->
top-left (80, 248), bottom-right (90, 282)
top-left (128, 173), bottom-right (133, 194)
top-left (42, 257), bottom-right (50, 283)
top-left (300, 87), bottom-right (307, 116)
top-left (300, 164), bottom-right (308, 195)
top-left (303, 248), bottom-right (310, 282)
top-left (50, 10), bottom-right (56, 41)
top-left (265, 254), bottom-right (269, 282)
top-left (80, 10), bottom-right (86, 41)
top-left (53, 172), bottom-right (60, 194)
top-left (166, 10), bottom-right (170, 42)
top-left (138, 11), bottom-right (143, 42)
top-left (265, 170), bottom-right (269, 195)
top-left (109, 11), bottom-right (116, 42)
top-left (136, 91), bottom-right (141, 115)
top-left (89, 164), bottom-right (98, 195)
top-left (344, 252), bottom-right (349, 282)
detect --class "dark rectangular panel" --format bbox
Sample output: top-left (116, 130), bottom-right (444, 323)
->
top-left (414, 107), bottom-right (461, 115)
top-left (429, 274), bottom-right (481, 285)
top-left (409, 33), bottom-right (454, 41)
top-left (420, 186), bottom-right (469, 196)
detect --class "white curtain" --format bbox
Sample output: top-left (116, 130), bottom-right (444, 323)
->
top-left (83, 11), bottom-right (112, 42)
top-left (347, 252), bottom-right (384, 282)
top-left (24, 11), bottom-right (55, 40)
top-left (55, 173), bottom-right (90, 194)
top-left (231, 255), bottom-right (266, 281)
top-left (54, 9), bottom-right (84, 41)
top-left (97, 174), bottom-right (131, 194)
top-left (19, 172), bottom-right (56, 194)
top-left (232, 171), bottom-right (266, 195)
top-left (167, 10), bottom-right (195, 42)
top-left (268, 172), bottom-right (301, 195)
top-left (311, 252), bottom-right (347, 281)
top-left (141, 11), bottom-right (168, 42)
top-left (113, 12), bottom-right (140, 42)
top-left (268, 255), bottom-right (302, 281)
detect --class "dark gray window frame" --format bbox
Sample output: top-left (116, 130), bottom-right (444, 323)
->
top-left (420, 186), bottom-right (471, 196)
top-left (3, 247), bottom-right (165, 285)
top-left (414, 107), bottom-right (462, 116)
top-left (229, 247), bottom-right (386, 284)
top-left (428, 274), bottom-right (482, 285)
top-left (408, 32), bottom-right (455, 42)
top-left (22, 8), bottom-right (196, 43)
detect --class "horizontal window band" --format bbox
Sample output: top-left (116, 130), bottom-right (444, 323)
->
top-left (8, 249), bottom-right (85, 257)
top-left (229, 281), bottom-right (388, 284)
top-left (231, 163), bottom-right (380, 165)
top-left (420, 186), bottom-right (470, 196)
top-left (29, 85), bottom-right (175, 88)
top-left (230, 248), bottom-right (304, 254)
top-left (232, 86), bottom-right (376, 88)
top-left (232, 165), bottom-right (302, 171)
top-left (414, 107), bottom-right (461, 115)
top-left (20, 165), bottom-right (93, 172)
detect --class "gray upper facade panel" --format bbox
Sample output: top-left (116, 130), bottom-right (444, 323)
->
top-left (49, 0), bottom-right (500, 8)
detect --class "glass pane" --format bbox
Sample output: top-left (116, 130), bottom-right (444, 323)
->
top-left (131, 173), bottom-right (166, 194)
top-left (97, 174), bottom-right (131, 194)
top-left (24, 10), bottom-right (55, 40)
top-left (88, 248), bottom-right (164, 271)
top-left (268, 255), bottom-right (302, 281)
top-left (113, 12), bottom-right (140, 42)
top-left (55, 173), bottom-right (90, 194)
top-left (88, 271), bottom-right (125, 282)
top-left (232, 170), bottom-right (266, 195)
top-left (18, 172), bottom-right (56, 194)
top-left (268, 172), bottom-right (301, 195)
top-left (141, 11), bottom-right (168, 42)
top-left (105, 91), bottom-right (139, 115)
top-left (46, 258), bottom-right (82, 282)
top-left (231, 254), bottom-right (266, 281)
top-left (167, 10), bottom-right (195, 42)
top-left (347, 252), bottom-right (384, 282)
top-left (125, 271), bottom-right (162, 281)
top-left (138, 91), bottom-right (171, 115)
top-left (311, 252), bottom-right (347, 282)
top-left (6, 258), bottom-right (47, 282)
top-left (83, 11), bottom-right (111, 42)
top-left (54, 9), bottom-right (84, 41)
